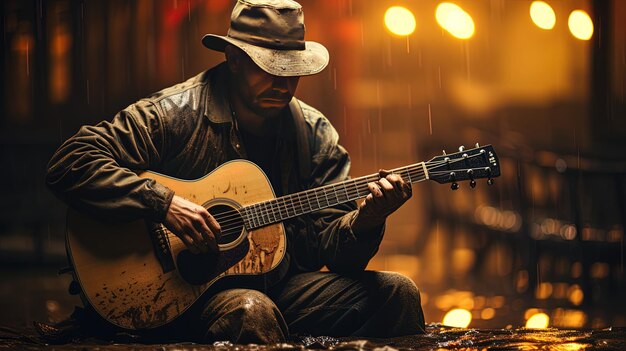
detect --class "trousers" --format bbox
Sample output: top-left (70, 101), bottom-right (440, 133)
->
top-left (79, 270), bottom-right (426, 344)
top-left (172, 270), bottom-right (426, 343)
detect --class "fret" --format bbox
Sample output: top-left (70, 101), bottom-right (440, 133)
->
top-left (267, 200), bottom-right (276, 224)
top-left (290, 195), bottom-right (299, 216)
top-left (313, 189), bottom-right (321, 210)
top-left (279, 196), bottom-right (287, 219)
top-left (259, 203), bottom-right (270, 225)
top-left (297, 192), bottom-right (308, 214)
top-left (286, 196), bottom-right (294, 218)
top-left (267, 203), bottom-right (273, 223)
top-left (352, 179), bottom-right (359, 199)
top-left (292, 195), bottom-right (299, 217)
top-left (242, 207), bottom-right (251, 229)
top-left (332, 184), bottom-right (340, 204)
top-left (251, 205), bottom-right (259, 228)
top-left (298, 193), bottom-right (310, 213)
top-left (305, 192), bottom-right (313, 213)
top-left (255, 203), bottom-right (264, 226)
top-left (323, 187), bottom-right (330, 207)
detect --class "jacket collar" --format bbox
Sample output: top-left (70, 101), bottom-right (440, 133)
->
top-left (205, 62), bottom-right (235, 124)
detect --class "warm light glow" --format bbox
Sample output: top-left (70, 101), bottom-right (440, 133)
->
top-left (557, 343), bottom-right (588, 351)
top-left (442, 308), bottom-right (472, 328)
top-left (535, 282), bottom-right (553, 299)
top-left (530, 1), bottom-right (556, 30)
top-left (384, 6), bottom-right (416, 36)
top-left (568, 285), bottom-right (584, 306)
top-left (435, 3), bottom-right (475, 39)
top-left (568, 10), bottom-right (593, 40)
top-left (526, 312), bottom-right (550, 328)
top-left (481, 308), bottom-right (496, 320)
top-left (554, 309), bottom-right (587, 328)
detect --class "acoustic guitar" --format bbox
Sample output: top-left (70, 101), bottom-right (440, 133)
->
top-left (66, 144), bottom-right (500, 330)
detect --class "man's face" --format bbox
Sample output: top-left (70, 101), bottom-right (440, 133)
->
top-left (229, 48), bottom-right (300, 117)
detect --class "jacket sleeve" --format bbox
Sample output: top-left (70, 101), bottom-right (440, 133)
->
top-left (304, 115), bottom-right (385, 274)
top-left (45, 100), bottom-right (174, 222)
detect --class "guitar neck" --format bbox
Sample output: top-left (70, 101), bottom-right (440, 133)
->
top-left (241, 162), bottom-right (429, 229)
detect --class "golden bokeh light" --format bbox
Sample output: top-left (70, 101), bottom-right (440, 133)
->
top-left (553, 308), bottom-right (587, 328)
top-left (481, 308), bottom-right (496, 320)
top-left (535, 282), bottom-right (553, 299)
top-left (526, 312), bottom-right (550, 328)
top-left (435, 2), bottom-right (475, 39)
top-left (442, 308), bottom-right (472, 328)
top-left (568, 284), bottom-right (584, 306)
top-left (568, 10), bottom-right (593, 40)
top-left (384, 6), bottom-right (416, 36)
top-left (530, 1), bottom-right (556, 30)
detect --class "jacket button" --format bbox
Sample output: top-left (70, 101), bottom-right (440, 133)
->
top-left (235, 143), bottom-right (240, 149)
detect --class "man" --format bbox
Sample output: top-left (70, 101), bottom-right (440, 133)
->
top-left (46, 0), bottom-right (426, 344)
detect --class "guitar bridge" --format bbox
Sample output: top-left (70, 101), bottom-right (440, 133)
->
top-left (146, 221), bottom-right (176, 273)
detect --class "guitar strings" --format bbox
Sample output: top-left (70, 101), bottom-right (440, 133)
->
top-left (163, 162), bottom-right (490, 245)
top-left (206, 153), bottom-right (488, 235)
top-left (175, 168), bottom-right (425, 243)
top-left (213, 168), bottom-right (429, 239)
top-left (175, 154), bottom-right (489, 241)
top-left (212, 153), bottom-right (485, 228)
top-left (211, 167), bottom-right (425, 228)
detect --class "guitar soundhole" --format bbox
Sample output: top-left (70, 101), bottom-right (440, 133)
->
top-left (208, 204), bottom-right (244, 246)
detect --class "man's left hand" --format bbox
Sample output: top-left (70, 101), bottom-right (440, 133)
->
top-left (352, 169), bottom-right (412, 233)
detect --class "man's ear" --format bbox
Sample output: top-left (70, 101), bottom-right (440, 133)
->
top-left (224, 45), bottom-right (240, 73)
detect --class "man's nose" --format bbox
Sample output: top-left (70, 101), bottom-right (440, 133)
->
top-left (272, 76), bottom-right (298, 94)
top-left (272, 77), bottom-right (290, 93)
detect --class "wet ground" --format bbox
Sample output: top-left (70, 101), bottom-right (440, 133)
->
top-left (1, 267), bottom-right (625, 350)
top-left (1, 324), bottom-right (625, 350)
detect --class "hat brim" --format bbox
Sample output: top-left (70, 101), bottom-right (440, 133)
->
top-left (202, 34), bottom-right (329, 77)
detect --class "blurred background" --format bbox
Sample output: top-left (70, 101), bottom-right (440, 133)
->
top-left (1, 0), bottom-right (625, 331)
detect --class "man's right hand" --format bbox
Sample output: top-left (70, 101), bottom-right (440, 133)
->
top-left (163, 195), bottom-right (221, 255)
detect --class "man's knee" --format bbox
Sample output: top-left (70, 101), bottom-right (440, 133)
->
top-left (201, 289), bottom-right (287, 343)
top-left (229, 289), bottom-right (278, 317)
top-left (375, 272), bottom-right (426, 333)
top-left (376, 272), bottom-right (422, 302)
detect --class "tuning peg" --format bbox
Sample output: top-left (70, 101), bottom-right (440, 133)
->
top-left (487, 178), bottom-right (495, 186)
top-left (475, 142), bottom-right (480, 148)
top-left (442, 149), bottom-right (447, 155)
top-left (458, 145), bottom-right (465, 152)
top-left (451, 182), bottom-right (459, 190)
top-left (470, 179), bottom-right (476, 188)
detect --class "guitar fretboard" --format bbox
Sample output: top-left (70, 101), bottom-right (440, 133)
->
top-left (241, 162), bottom-right (429, 229)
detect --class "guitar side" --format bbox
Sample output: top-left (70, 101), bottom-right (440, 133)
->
top-left (66, 160), bottom-right (286, 330)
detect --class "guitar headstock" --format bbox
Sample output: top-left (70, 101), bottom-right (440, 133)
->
top-left (426, 144), bottom-right (500, 190)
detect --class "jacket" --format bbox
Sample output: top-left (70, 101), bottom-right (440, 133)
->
top-left (45, 62), bottom-right (384, 277)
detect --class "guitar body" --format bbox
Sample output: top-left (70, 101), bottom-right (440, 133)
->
top-left (66, 160), bottom-right (286, 330)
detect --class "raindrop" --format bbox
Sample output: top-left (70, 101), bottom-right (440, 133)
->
top-left (407, 84), bottom-right (412, 109)
top-left (360, 20), bottom-right (364, 47)
top-left (555, 158), bottom-right (567, 173)
top-left (428, 103), bottom-right (433, 135)
top-left (438, 66), bottom-right (442, 89)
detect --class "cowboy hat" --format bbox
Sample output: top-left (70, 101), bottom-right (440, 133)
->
top-left (202, 0), bottom-right (329, 77)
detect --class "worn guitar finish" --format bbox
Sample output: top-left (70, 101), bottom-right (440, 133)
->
top-left (66, 145), bottom-right (500, 330)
